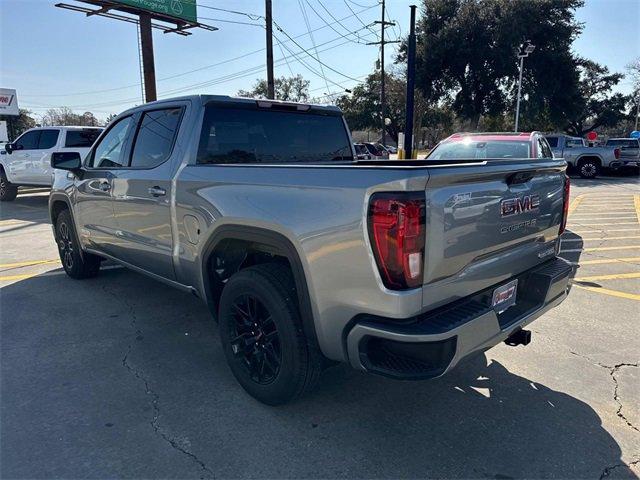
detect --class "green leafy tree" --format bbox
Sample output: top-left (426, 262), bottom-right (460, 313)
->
top-left (563, 59), bottom-right (628, 136)
top-left (238, 75), bottom-right (310, 102)
top-left (0, 109), bottom-right (37, 139)
top-left (409, 0), bottom-right (584, 129)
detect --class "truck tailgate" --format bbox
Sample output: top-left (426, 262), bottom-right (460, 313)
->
top-left (420, 159), bottom-right (567, 309)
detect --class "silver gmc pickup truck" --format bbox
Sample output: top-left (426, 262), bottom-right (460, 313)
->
top-left (49, 95), bottom-right (573, 405)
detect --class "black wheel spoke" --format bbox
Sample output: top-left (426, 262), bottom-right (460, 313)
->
top-left (228, 294), bottom-right (281, 385)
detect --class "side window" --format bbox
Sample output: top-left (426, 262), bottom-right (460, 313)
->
top-left (537, 138), bottom-right (553, 159)
top-left (15, 130), bottom-right (40, 150)
top-left (65, 129), bottom-right (102, 148)
top-left (130, 108), bottom-right (182, 168)
top-left (38, 129), bottom-right (59, 149)
top-left (545, 137), bottom-right (558, 148)
top-left (89, 116), bottom-right (133, 168)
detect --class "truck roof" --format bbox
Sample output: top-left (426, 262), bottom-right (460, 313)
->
top-left (119, 94), bottom-right (342, 116)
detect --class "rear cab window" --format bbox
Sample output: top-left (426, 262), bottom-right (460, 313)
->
top-left (606, 139), bottom-right (639, 149)
top-left (197, 104), bottom-right (353, 164)
top-left (65, 129), bottom-right (102, 148)
top-left (428, 140), bottom-right (531, 160)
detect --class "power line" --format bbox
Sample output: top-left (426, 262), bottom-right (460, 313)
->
top-left (21, 4), bottom-right (379, 99)
top-left (273, 20), bottom-right (363, 82)
top-left (297, 0), bottom-right (331, 94)
top-left (310, 0), bottom-right (365, 44)
top-left (344, 0), bottom-right (380, 39)
top-left (197, 3), bottom-right (263, 21)
top-left (25, 29), bottom-right (375, 110)
top-left (198, 16), bottom-right (264, 27)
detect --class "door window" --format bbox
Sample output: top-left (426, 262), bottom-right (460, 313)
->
top-left (38, 130), bottom-right (59, 149)
top-left (545, 137), bottom-right (558, 148)
top-left (89, 116), bottom-right (133, 168)
top-left (14, 130), bottom-right (40, 150)
top-left (130, 108), bottom-right (182, 168)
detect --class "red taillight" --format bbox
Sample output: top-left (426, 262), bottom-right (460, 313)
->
top-left (368, 193), bottom-right (426, 290)
top-left (559, 175), bottom-right (570, 235)
top-left (614, 148), bottom-right (620, 159)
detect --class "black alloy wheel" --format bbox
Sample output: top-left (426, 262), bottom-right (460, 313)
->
top-left (229, 294), bottom-right (281, 385)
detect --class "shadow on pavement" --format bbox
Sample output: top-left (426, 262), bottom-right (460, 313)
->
top-left (0, 191), bottom-right (51, 226)
top-left (1, 267), bottom-right (634, 479)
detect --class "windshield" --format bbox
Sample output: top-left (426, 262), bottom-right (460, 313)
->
top-left (197, 106), bottom-right (353, 164)
top-left (427, 140), bottom-right (531, 160)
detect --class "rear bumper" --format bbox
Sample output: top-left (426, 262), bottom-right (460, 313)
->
top-left (346, 257), bottom-right (573, 379)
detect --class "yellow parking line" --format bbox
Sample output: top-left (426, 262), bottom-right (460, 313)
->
top-left (583, 245), bottom-right (640, 252)
top-left (568, 222), bottom-right (638, 226)
top-left (635, 195), bottom-right (640, 225)
top-left (0, 273), bottom-right (40, 282)
top-left (574, 272), bottom-right (640, 282)
top-left (0, 220), bottom-right (36, 226)
top-left (568, 195), bottom-right (584, 215)
top-left (573, 285), bottom-right (640, 302)
top-left (562, 235), bottom-right (640, 241)
top-left (572, 257), bottom-right (640, 265)
top-left (569, 228), bottom-right (640, 233)
top-left (0, 259), bottom-right (59, 269)
top-left (562, 245), bottom-right (640, 253)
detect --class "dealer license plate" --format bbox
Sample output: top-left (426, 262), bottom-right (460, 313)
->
top-left (492, 279), bottom-right (518, 312)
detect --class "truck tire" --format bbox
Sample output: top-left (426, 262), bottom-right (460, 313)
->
top-left (0, 170), bottom-right (18, 201)
top-left (577, 158), bottom-right (600, 179)
top-left (55, 209), bottom-right (102, 279)
top-left (218, 263), bottom-right (322, 405)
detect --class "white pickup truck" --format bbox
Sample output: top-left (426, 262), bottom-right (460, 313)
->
top-left (0, 126), bottom-right (103, 201)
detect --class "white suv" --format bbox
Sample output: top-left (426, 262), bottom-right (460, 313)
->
top-left (0, 126), bottom-right (103, 201)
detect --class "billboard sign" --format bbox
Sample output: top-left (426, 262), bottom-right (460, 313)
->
top-left (114, 0), bottom-right (197, 23)
top-left (0, 88), bottom-right (19, 116)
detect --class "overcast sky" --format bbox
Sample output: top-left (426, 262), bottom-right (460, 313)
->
top-left (1, 0), bottom-right (638, 121)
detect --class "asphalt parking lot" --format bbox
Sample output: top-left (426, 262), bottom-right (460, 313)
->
top-left (1, 176), bottom-right (639, 479)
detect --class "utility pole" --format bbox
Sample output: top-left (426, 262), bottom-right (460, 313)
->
top-left (138, 13), bottom-right (157, 102)
top-left (265, 0), bottom-right (275, 99)
top-left (380, 0), bottom-right (386, 146)
top-left (403, 5), bottom-right (417, 158)
top-left (368, 1), bottom-right (397, 146)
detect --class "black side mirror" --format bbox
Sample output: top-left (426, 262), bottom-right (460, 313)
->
top-left (4, 143), bottom-right (13, 154)
top-left (52, 152), bottom-right (83, 172)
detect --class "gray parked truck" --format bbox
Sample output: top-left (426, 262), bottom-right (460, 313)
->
top-left (49, 95), bottom-right (573, 405)
top-left (544, 134), bottom-right (621, 179)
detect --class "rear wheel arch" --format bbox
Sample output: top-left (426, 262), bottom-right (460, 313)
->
top-left (201, 225), bottom-right (322, 355)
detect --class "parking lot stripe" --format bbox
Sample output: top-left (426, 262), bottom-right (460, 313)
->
top-left (574, 272), bottom-right (640, 282)
top-left (569, 228), bottom-right (640, 234)
top-left (568, 222), bottom-right (638, 226)
top-left (562, 235), bottom-right (640, 241)
top-left (561, 245), bottom-right (640, 253)
top-left (0, 259), bottom-right (60, 269)
top-left (635, 195), bottom-right (640, 224)
top-left (568, 194), bottom-right (585, 215)
top-left (573, 285), bottom-right (640, 302)
top-left (571, 257), bottom-right (640, 265)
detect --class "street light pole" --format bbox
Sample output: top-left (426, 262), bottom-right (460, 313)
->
top-left (514, 40), bottom-right (535, 132)
top-left (514, 55), bottom-right (525, 133)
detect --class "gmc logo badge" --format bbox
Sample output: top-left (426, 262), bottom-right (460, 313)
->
top-left (501, 195), bottom-right (540, 217)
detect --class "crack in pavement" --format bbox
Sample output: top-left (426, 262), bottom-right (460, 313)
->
top-left (570, 353), bottom-right (638, 427)
top-left (600, 458), bottom-right (640, 479)
top-left (568, 351), bottom-right (639, 434)
top-left (102, 284), bottom-right (215, 479)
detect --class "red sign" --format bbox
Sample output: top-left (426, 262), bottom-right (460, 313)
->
top-left (586, 131), bottom-right (598, 141)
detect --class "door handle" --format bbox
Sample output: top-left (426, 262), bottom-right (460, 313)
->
top-left (98, 181), bottom-right (111, 192)
top-left (148, 186), bottom-right (166, 197)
